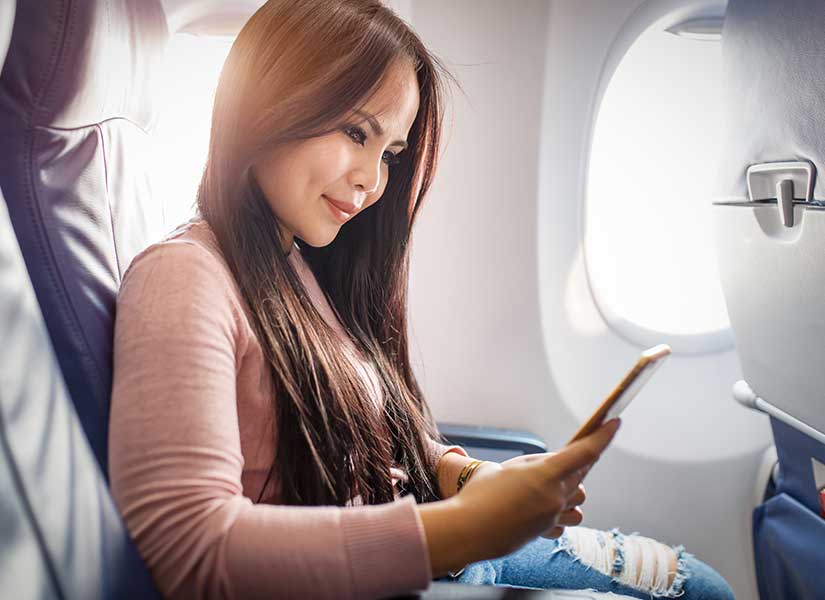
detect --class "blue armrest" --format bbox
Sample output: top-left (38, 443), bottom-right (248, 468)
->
top-left (436, 422), bottom-right (547, 462)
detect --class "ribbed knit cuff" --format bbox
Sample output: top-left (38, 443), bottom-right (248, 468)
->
top-left (340, 495), bottom-right (432, 599)
top-left (427, 440), bottom-right (469, 476)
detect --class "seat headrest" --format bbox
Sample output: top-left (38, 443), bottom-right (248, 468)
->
top-left (0, 0), bottom-right (167, 130)
top-left (717, 0), bottom-right (825, 202)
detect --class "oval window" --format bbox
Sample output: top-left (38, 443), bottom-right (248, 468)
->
top-left (585, 21), bottom-right (730, 348)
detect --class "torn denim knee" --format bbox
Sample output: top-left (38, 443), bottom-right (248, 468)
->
top-left (553, 526), bottom-right (694, 598)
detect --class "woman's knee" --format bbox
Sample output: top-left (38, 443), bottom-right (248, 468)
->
top-left (557, 527), bottom-right (734, 599)
top-left (558, 527), bottom-right (676, 595)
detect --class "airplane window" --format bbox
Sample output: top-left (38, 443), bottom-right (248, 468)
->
top-left (150, 34), bottom-right (233, 228)
top-left (585, 22), bottom-right (730, 344)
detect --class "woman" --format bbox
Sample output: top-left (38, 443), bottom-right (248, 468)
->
top-left (109, 1), bottom-right (735, 598)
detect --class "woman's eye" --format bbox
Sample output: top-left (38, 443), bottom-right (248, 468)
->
top-left (345, 126), bottom-right (367, 145)
top-left (344, 126), bottom-right (402, 167)
top-left (382, 151), bottom-right (401, 167)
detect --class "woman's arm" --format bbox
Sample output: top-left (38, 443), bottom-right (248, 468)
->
top-left (436, 451), bottom-right (504, 499)
top-left (109, 240), bottom-right (434, 600)
top-left (436, 451), bottom-right (473, 499)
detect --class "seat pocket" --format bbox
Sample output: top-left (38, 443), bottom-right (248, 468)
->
top-left (752, 492), bottom-right (825, 600)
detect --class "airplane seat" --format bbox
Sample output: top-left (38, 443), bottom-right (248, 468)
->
top-left (714, 0), bottom-right (825, 597)
top-left (0, 0), bottom-right (168, 476)
top-left (0, 185), bottom-right (162, 600)
top-left (0, 2), bottom-right (160, 597)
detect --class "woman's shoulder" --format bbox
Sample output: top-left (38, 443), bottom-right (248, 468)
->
top-left (123, 217), bottom-right (228, 282)
top-left (116, 217), bottom-right (249, 343)
top-left (118, 217), bottom-right (246, 317)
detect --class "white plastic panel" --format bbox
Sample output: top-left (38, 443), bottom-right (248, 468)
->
top-left (714, 203), bottom-right (825, 436)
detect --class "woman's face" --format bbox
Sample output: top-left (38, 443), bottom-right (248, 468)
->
top-left (253, 59), bottom-right (420, 253)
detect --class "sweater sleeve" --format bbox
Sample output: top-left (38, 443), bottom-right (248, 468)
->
top-left (109, 241), bottom-right (433, 600)
top-left (426, 437), bottom-right (469, 479)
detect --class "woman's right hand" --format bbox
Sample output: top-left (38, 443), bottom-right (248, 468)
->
top-left (419, 418), bottom-right (621, 576)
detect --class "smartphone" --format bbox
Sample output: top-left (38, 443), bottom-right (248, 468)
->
top-left (566, 344), bottom-right (672, 445)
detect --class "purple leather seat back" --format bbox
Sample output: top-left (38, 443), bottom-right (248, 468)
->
top-left (0, 0), bottom-right (168, 474)
top-left (0, 2), bottom-right (160, 597)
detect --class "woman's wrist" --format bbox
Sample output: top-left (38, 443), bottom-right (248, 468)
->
top-left (436, 452), bottom-right (475, 499)
top-left (418, 498), bottom-right (476, 578)
top-left (436, 453), bottom-right (504, 499)
top-left (456, 459), bottom-right (484, 493)
top-left (457, 460), bottom-right (503, 494)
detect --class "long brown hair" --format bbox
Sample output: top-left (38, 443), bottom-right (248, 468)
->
top-left (196, 0), bottom-right (459, 506)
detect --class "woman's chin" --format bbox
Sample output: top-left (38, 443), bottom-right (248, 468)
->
top-left (297, 227), bottom-right (340, 249)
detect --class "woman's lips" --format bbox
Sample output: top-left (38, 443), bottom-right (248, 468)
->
top-left (323, 195), bottom-right (355, 223)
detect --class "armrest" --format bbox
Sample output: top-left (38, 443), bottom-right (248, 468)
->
top-left (436, 422), bottom-right (547, 462)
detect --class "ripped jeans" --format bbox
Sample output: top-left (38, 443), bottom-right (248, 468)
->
top-left (435, 526), bottom-right (735, 600)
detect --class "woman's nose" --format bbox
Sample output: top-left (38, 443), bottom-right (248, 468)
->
top-left (348, 154), bottom-right (382, 195)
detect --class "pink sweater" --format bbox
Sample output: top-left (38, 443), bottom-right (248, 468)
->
top-left (108, 218), bottom-right (468, 600)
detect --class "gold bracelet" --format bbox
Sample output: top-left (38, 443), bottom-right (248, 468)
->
top-left (456, 459), bottom-right (485, 493)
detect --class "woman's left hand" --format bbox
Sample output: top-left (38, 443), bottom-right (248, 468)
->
top-left (460, 452), bottom-right (586, 539)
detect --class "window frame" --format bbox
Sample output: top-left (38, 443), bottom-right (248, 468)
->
top-left (579, 0), bottom-right (732, 355)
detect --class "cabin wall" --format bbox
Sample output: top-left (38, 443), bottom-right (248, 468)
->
top-left (404, 2), bottom-right (762, 598)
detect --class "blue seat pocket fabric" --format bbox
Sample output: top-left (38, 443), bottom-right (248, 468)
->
top-left (752, 492), bottom-right (825, 600)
